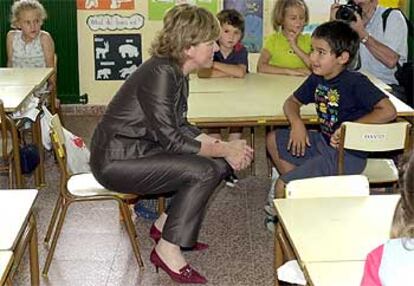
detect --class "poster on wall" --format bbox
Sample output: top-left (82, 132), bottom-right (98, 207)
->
top-left (94, 34), bottom-right (142, 81)
top-left (77, 0), bottom-right (135, 10)
top-left (223, 0), bottom-right (263, 53)
top-left (148, 0), bottom-right (218, 20)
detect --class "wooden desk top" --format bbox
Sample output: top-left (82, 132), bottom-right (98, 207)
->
top-left (0, 189), bottom-right (38, 250)
top-left (274, 195), bottom-right (399, 263)
top-left (0, 251), bottom-right (13, 285)
top-left (188, 73), bottom-right (315, 126)
top-left (304, 261), bottom-right (364, 286)
top-left (188, 73), bottom-right (414, 126)
top-left (0, 85), bottom-right (37, 112)
top-left (0, 67), bottom-right (53, 87)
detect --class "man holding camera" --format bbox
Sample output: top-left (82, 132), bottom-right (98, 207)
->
top-left (331, 0), bottom-right (408, 101)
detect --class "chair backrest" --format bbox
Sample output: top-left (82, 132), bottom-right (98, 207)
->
top-left (50, 54), bottom-right (58, 114)
top-left (338, 121), bottom-right (411, 174)
top-left (50, 114), bottom-right (70, 178)
top-left (340, 121), bottom-right (411, 152)
top-left (248, 53), bottom-right (260, 73)
top-left (285, 175), bottom-right (370, 198)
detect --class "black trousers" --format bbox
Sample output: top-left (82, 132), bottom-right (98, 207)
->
top-left (90, 151), bottom-right (231, 248)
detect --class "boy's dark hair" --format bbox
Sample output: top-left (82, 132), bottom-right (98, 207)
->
top-left (217, 9), bottom-right (245, 37)
top-left (312, 20), bottom-right (360, 66)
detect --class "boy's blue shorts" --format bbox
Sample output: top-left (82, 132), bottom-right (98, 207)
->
top-left (275, 129), bottom-right (366, 184)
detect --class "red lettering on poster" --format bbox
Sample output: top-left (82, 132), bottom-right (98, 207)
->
top-left (77, 0), bottom-right (135, 10)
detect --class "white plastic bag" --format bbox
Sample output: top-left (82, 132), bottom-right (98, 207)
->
top-left (11, 94), bottom-right (40, 121)
top-left (62, 128), bottom-right (91, 174)
top-left (40, 105), bottom-right (53, 150)
top-left (277, 260), bottom-right (306, 285)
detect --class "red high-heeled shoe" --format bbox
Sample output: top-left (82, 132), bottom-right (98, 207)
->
top-left (150, 249), bottom-right (207, 284)
top-left (150, 223), bottom-right (209, 251)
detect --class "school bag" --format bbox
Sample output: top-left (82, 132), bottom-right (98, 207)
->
top-left (382, 8), bottom-right (414, 107)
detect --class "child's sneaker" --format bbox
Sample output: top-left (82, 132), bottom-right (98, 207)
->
top-left (264, 203), bottom-right (277, 217)
top-left (224, 173), bottom-right (239, 187)
top-left (264, 215), bottom-right (278, 233)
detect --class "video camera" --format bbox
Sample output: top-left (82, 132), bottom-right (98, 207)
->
top-left (335, 0), bottom-right (363, 22)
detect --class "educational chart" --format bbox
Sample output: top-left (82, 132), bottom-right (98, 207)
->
top-left (148, 0), bottom-right (218, 20)
top-left (94, 34), bottom-right (142, 81)
top-left (77, 0), bottom-right (135, 10)
top-left (223, 0), bottom-right (263, 53)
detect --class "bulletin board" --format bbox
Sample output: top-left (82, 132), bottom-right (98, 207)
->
top-left (94, 34), bottom-right (142, 81)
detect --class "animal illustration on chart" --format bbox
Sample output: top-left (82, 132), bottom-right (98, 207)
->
top-left (119, 64), bottom-right (138, 79)
top-left (97, 68), bottom-right (111, 79)
top-left (85, 0), bottom-right (99, 9)
top-left (110, 0), bottom-right (133, 9)
top-left (118, 44), bottom-right (139, 58)
top-left (96, 41), bottom-right (109, 59)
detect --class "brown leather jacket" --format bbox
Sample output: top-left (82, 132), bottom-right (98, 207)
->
top-left (90, 56), bottom-right (202, 163)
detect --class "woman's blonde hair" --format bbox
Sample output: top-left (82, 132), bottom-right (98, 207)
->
top-left (271, 0), bottom-right (309, 31)
top-left (150, 4), bottom-right (220, 66)
top-left (10, 0), bottom-right (47, 29)
top-left (391, 151), bottom-right (414, 248)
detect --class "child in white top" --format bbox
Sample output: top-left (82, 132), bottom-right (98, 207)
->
top-left (361, 152), bottom-right (414, 285)
top-left (6, 0), bottom-right (55, 92)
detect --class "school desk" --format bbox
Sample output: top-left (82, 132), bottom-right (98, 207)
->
top-left (0, 189), bottom-right (39, 285)
top-left (0, 251), bottom-right (13, 286)
top-left (0, 67), bottom-right (53, 88)
top-left (187, 73), bottom-right (414, 127)
top-left (303, 261), bottom-right (365, 286)
top-left (273, 195), bottom-right (399, 285)
top-left (0, 68), bottom-right (52, 187)
top-left (0, 85), bottom-right (45, 188)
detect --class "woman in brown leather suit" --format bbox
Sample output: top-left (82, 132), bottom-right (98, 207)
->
top-left (89, 4), bottom-right (253, 284)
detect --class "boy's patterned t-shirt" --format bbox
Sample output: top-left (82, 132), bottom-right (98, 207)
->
top-left (293, 70), bottom-right (387, 143)
top-left (314, 84), bottom-right (340, 139)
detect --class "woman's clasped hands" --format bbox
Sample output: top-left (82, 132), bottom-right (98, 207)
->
top-left (224, 139), bottom-right (254, 171)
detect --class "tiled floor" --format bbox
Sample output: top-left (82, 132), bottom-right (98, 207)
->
top-left (2, 114), bottom-right (276, 286)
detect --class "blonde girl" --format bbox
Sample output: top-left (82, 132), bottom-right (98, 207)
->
top-left (257, 0), bottom-right (311, 76)
top-left (7, 0), bottom-right (55, 91)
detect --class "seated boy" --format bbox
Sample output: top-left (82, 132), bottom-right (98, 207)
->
top-left (198, 9), bottom-right (248, 79)
top-left (198, 9), bottom-right (249, 186)
top-left (266, 20), bottom-right (397, 199)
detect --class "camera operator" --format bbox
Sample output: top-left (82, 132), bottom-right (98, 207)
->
top-left (330, 0), bottom-right (408, 101)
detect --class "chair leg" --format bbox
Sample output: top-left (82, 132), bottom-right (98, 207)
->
top-left (119, 204), bottom-right (125, 222)
top-left (266, 126), bottom-right (274, 178)
top-left (8, 161), bottom-right (13, 189)
top-left (42, 200), bottom-right (69, 275)
top-left (119, 201), bottom-right (144, 269)
top-left (44, 195), bottom-right (63, 243)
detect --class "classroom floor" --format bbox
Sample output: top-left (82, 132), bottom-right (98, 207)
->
top-left (2, 112), bottom-right (276, 286)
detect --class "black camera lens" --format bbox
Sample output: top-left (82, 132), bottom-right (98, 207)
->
top-left (335, 1), bottom-right (362, 22)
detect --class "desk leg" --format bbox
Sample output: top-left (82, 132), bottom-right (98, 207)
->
top-left (250, 127), bottom-right (255, 176)
top-left (29, 214), bottom-right (39, 286)
top-left (274, 224), bottom-right (283, 286)
top-left (32, 116), bottom-right (45, 187)
top-left (9, 117), bottom-right (23, 188)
